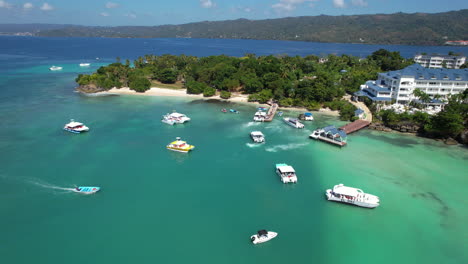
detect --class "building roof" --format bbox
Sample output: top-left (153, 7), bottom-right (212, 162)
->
top-left (355, 109), bottom-right (365, 115)
top-left (384, 64), bottom-right (468, 81)
top-left (365, 81), bottom-right (391, 93)
top-left (323, 125), bottom-right (347, 139)
top-left (354, 90), bottom-right (393, 102)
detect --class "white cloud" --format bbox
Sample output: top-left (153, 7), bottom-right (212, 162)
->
top-left (351, 0), bottom-right (367, 7)
top-left (100, 12), bottom-right (110, 17)
top-left (40, 3), bottom-right (54, 11)
top-left (23, 2), bottom-right (33, 9)
top-left (244, 7), bottom-right (252, 13)
top-left (200, 0), bottom-right (215, 8)
top-left (106, 2), bottom-right (119, 9)
top-left (124, 13), bottom-right (137, 18)
top-left (0, 0), bottom-right (12, 9)
top-left (333, 0), bottom-right (346, 8)
top-left (272, 0), bottom-right (318, 13)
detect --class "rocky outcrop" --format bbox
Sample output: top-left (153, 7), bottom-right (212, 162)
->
top-left (76, 85), bottom-right (106, 93)
top-left (369, 122), bottom-right (421, 134)
top-left (368, 123), bottom-right (393, 132)
top-left (444, 137), bottom-right (459, 145)
top-left (456, 129), bottom-right (468, 145)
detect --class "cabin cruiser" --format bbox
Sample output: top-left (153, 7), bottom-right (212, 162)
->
top-left (275, 163), bottom-right (298, 183)
top-left (79, 63), bottom-right (91, 67)
top-left (162, 112), bottom-right (191, 125)
top-left (250, 131), bottom-right (265, 143)
top-left (63, 119), bottom-right (89, 134)
top-left (166, 137), bottom-right (195, 153)
top-left (300, 112), bottom-right (314, 121)
top-left (250, 230), bottom-right (278, 244)
top-left (325, 184), bottom-right (380, 208)
top-left (74, 186), bottom-right (100, 194)
top-left (283, 117), bottom-right (304, 128)
top-left (253, 111), bottom-right (267, 122)
top-left (49, 66), bottom-right (63, 71)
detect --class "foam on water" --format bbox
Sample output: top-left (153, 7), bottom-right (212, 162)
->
top-left (265, 142), bottom-right (308, 152)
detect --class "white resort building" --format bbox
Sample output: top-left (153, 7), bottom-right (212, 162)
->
top-left (355, 64), bottom-right (468, 104)
top-left (414, 53), bottom-right (466, 69)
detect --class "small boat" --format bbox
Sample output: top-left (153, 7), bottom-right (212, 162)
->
top-left (79, 63), bottom-right (91, 67)
top-left (253, 111), bottom-right (267, 122)
top-left (166, 137), bottom-right (195, 153)
top-left (275, 163), bottom-right (298, 183)
top-left (250, 131), bottom-right (265, 143)
top-left (277, 111), bottom-right (283, 117)
top-left (63, 119), bottom-right (89, 134)
top-left (73, 186), bottom-right (100, 194)
top-left (299, 112), bottom-right (314, 121)
top-left (49, 66), bottom-right (63, 71)
top-left (283, 117), bottom-right (304, 129)
top-left (257, 107), bottom-right (268, 111)
top-left (221, 108), bottom-right (227, 113)
top-left (325, 184), bottom-right (380, 208)
top-left (162, 111), bottom-right (191, 125)
top-left (250, 230), bottom-right (278, 244)
top-left (230, 109), bottom-right (239, 114)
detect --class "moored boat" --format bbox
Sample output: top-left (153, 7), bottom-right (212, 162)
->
top-left (79, 63), bottom-right (91, 67)
top-left (309, 126), bottom-right (347, 147)
top-left (230, 109), bottom-right (239, 114)
top-left (277, 111), bottom-right (283, 117)
top-left (253, 111), bottom-right (267, 122)
top-left (166, 137), bottom-right (195, 153)
top-left (325, 183), bottom-right (380, 208)
top-left (250, 230), bottom-right (278, 244)
top-left (49, 66), bottom-right (63, 71)
top-left (283, 117), bottom-right (304, 129)
top-left (250, 131), bottom-right (265, 143)
top-left (275, 163), bottom-right (298, 183)
top-left (221, 108), bottom-right (227, 113)
top-left (299, 112), bottom-right (314, 121)
top-left (63, 119), bottom-right (89, 134)
top-left (74, 186), bottom-right (100, 194)
top-left (162, 111), bottom-right (191, 125)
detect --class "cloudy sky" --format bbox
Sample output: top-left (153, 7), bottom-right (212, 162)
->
top-left (0, 0), bottom-right (467, 26)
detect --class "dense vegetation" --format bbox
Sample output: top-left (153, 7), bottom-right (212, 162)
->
top-left (36, 10), bottom-right (468, 46)
top-left (76, 49), bottom-right (413, 121)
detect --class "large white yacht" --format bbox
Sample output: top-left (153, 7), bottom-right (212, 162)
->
top-left (325, 184), bottom-right (380, 208)
top-left (63, 119), bottom-right (89, 134)
top-left (250, 131), bottom-right (265, 143)
top-left (250, 230), bottom-right (278, 244)
top-left (253, 111), bottom-right (267, 122)
top-left (49, 66), bottom-right (63, 71)
top-left (283, 117), bottom-right (304, 128)
top-left (162, 112), bottom-right (191, 125)
top-left (275, 163), bottom-right (298, 183)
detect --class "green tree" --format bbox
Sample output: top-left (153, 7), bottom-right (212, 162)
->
top-left (203, 86), bottom-right (216, 97)
top-left (158, 69), bottom-right (178, 84)
top-left (220, 91), bottom-right (231, 99)
top-left (129, 77), bottom-right (151, 92)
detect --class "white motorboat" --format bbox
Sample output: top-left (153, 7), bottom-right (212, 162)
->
top-left (309, 128), bottom-right (323, 139)
top-left (250, 131), bottom-right (265, 143)
top-left (253, 111), bottom-right (267, 122)
top-left (325, 184), bottom-right (380, 208)
top-left (63, 119), bottom-right (89, 134)
top-left (73, 186), bottom-right (100, 194)
top-left (283, 117), bottom-right (304, 129)
top-left (275, 163), bottom-right (298, 183)
top-left (302, 112), bottom-right (314, 121)
top-left (250, 230), bottom-right (278, 244)
top-left (79, 63), bottom-right (91, 67)
top-left (162, 112), bottom-right (191, 125)
top-left (49, 66), bottom-right (63, 71)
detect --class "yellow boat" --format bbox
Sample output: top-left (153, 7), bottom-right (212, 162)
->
top-left (166, 137), bottom-right (195, 153)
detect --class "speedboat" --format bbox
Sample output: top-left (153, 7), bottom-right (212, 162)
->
top-left (253, 111), bottom-right (267, 122)
top-left (283, 117), bottom-right (304, 129)
top-left (325, 184), bottom-right (380, 208)
top-left (277, 111), bottom-right (284, 117)
top-left (166, 137), bottom-right (195, 153)
top-left (162, 111), bottom-right (191, 125)
top-left (221, 108), bottom-right (227, 113)
top-left (73, 186), bottom-right (100, 194)
top-left (79, 63), bottom-right (91, 67)
top-left (49, 66), bottom-right (63, 71)
top-left (275, 163), bottom-right (298, 183)
top-left (230, 109), bottom-right (239, 114)
top-left (309, 128), bottom-right (323, 139)
top-left (63, 119), bottom-right (89, 134)
top-left (250, 230), bottom-right (278, 244)
top-left (258, 107), bottom-right (268, 111)
top-left (250, 131), bottom-right (265, 143)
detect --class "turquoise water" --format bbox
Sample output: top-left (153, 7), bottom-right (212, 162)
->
top-left (1, 40), bottom-right (467, 264)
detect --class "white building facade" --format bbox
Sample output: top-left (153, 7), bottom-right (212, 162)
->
top-left (414, 54), bottom-right (466, 69)
top-left (356, 64), bottom-right (468, 104)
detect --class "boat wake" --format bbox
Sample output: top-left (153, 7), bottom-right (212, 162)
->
top-left (26, 179), bottom-right (75, 193)
top-left (246, 143), bottom-right (262, 148)
top-left (266, 143), bottom-right (308, 152)
top-left (242, 122), bottom-right (262, 128)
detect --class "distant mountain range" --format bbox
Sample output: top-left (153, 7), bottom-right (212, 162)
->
top-left (2, 10), bottom-right (468, 45)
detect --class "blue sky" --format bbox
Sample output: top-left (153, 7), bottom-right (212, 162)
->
top-left (0, 0), bottom-right (467, 26)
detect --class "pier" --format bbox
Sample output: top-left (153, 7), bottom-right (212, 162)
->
top-left (264, 103), bottom-right (278, 122)
top-left (340, 120), bottom-right (370, 134)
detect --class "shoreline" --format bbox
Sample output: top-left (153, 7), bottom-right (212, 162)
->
top-left (87, 87), bottom-right (341, 116)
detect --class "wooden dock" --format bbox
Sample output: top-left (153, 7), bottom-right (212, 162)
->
top-left (264, 103), bottom-right (278, 122)
top-left (340, 120), bottom-right (370, 134)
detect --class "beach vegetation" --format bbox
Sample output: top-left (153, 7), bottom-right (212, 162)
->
top-left (220, 91), bottom-right (231, 99)
top-left (203, 86), bottom-right (216, 97)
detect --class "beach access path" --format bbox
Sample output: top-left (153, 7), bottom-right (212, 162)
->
top-left (344, 95), bottom-right (373, 122)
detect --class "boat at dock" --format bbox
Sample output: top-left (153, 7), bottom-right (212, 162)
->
top-left (250, 131), bottom-right (265, 143)
top-left (253, 111), bottom-right (267, 122)
top-left (250, 230), bottom-right (277, 244)
top-left (79, 63), bottom-right (91, 67)
top-left (299, 112), bottom-right (314, 121)
top-left (230, 109), bottom-right (239, 114)
top-left (310, 125), bottom-right (347, 147)
top-left (63, 119), bottom-right (89, 134)
top-left (73, 186), bottom-right (100, 194)
top-left (277, 111), bottom-right (283, 116)
top-left (162, 112), bottom-right (191, 125)
top-left (325, 184), bottom-right (380, 208)
top-left (49, 66), bottom-right (63, 71)
top-left (166, 137), bottom-right (195, 153)
top-left (275, 163), bottom-right (297, 183)
top-left (257, 107), bottom-right (268, 111)
top-left (283, 117), bottom-right (304, 129)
